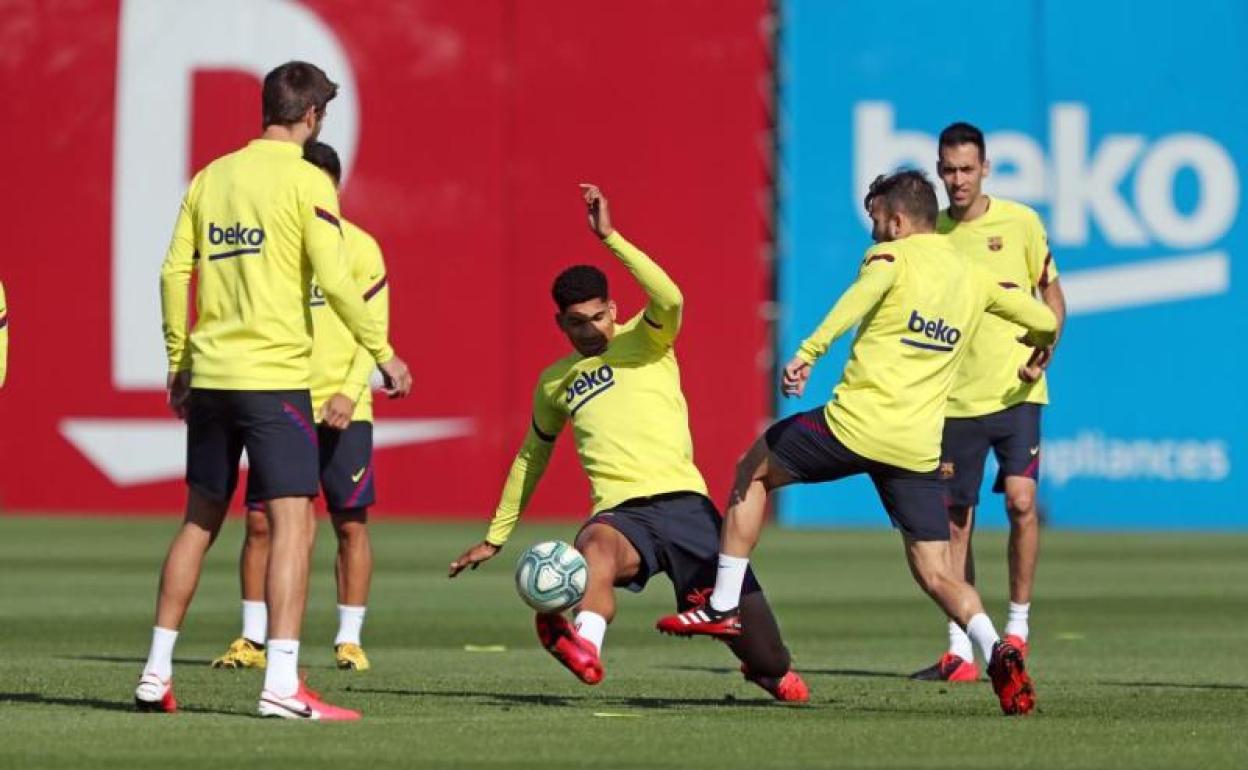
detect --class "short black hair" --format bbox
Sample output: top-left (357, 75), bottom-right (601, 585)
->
top-left (864, 169), bottom-right (939, 227)
top-left (262, 61), bottom-right (338, 127)
top-left (303, 140), bottom-right (342, 186)
top-left (552, 265), bottom-right (609, 312)
top-left (938, 121), bottom-right (986, 161)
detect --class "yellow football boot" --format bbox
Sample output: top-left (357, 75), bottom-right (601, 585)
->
top-left (334, 643), bottom-right (370, 671)
top-left (211, 637), bottom-right (266, 669)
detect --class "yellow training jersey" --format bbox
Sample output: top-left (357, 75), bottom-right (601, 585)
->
top-left (160, 139), bottom-right (393, 391)
top-left (308, 219), bottom-right (389, 423)
top-left (485, 231), bottom-right (706, 546)
top-left (795, 234), bottom-right (1058, 473)
top-left (937, 198), bottom-right (1059, 418)
top-left (0, 280), bottom-right (8, 388)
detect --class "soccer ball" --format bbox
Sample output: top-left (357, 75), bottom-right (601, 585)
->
top-left (514, 540), bottom-right (588, 613)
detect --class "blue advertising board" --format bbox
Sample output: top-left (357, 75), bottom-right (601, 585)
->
top-left (777, 0), bottom-right (1246, 529)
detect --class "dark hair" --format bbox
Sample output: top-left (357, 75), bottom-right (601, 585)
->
top-left (552, 265), bottom-right (609, 311)
top-left (303, 140), bottom-right (342, 186)
top-left (262, 61), bottom-right (338, 127)
top-left (938, 121), bottom-right (986, 161)
top-left (863, 169), bottom-right (939, 227)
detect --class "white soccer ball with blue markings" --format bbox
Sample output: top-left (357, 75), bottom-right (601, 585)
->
top-left (515, 540), bottom-right (588, 613)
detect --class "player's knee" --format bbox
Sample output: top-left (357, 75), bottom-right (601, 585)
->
top-left (1006, 489), bottom-right (1036, 518)
top-left (246, 508), bottom-right (270, 543)
top-left (575, 528), bottom-right (619, 578)
top-left (912, 560), bottom-right (952, 596)
top-left (332, 510), bottom-right (368, 542)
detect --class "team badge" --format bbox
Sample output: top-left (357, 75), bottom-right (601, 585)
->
top-left (939, 462), bottom-right (956, 480)
top-left (987, 235), bottom-right (1003, 251)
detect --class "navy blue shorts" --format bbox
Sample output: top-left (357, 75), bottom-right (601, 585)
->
top-left (579, 492), bottom-right (762, 610)
top-left (764, 408), bottom-right (950, 541)
top-left (186, 389), bottom-right (320, 504)
top-left (245, 421), bottom-right (375, 514)
top-left (941, 403), bottom-right (1042, 508)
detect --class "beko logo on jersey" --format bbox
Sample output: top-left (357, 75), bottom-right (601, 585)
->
top-left (902, 310), bottom-right (961, 352)
top-left (565, 365), bottom-right (616, 414)
top-left (209, 222), bottom-right (265, 246)
top-left (207, 222), bottom-right (265, 260)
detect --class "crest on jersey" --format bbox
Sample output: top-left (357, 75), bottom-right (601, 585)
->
top-left (939, 462), bottom-right (956, 479)
top-left (987, 235), bottom-right (1004, 251)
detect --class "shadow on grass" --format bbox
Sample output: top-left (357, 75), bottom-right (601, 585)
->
top-left (1099, 680), bottom-right (1248, 692)
top-left (62, 654), bottom-right (208, 667)
top-left (0, 691), bottom-right (245, 718)
top-left (348, 686), bottom-right (796, 710)
top-left (663, 664), bottom-right (909, 681)
top-left (62, 654), bottom-right (339, 671)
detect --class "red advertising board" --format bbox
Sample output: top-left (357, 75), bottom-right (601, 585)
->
top-left (0, 0), bottom-right (772, 517)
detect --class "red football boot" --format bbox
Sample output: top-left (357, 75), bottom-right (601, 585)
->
top-left (655, 606), bottom-right (742, 639)
top-left (909, 652), bottom-right (981, 682)
top-left (1004, 634), bottom-right (1029, 659)
top-left (988, 640), bottom-right (1035, 715)
top-left (742, 665), bottom-right (810, 703)
top-left (535, 613), bottom-right (604, 685)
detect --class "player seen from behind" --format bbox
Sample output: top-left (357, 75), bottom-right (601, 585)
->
top-left (211, 141), bottom-right (390, 674)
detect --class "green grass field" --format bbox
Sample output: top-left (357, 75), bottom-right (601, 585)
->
top-left (0, 516), bottom-right (1244, 769)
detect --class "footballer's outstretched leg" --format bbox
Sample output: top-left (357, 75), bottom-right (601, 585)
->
top-left (532, 522), bottom-right (641, 685)
top-left (656, 437), bottom-right (792, 638)
top-left (905, 537), bottom-right (1034, 715)
top-left (731, 592), bottom-right (809, 703)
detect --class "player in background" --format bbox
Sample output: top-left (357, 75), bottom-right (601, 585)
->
top-left (449, 185), bottom-right (807, 702)
top-left (210, 141), bottom-right (389, 673)
top-left (0, 279), bottom-right (7, 388)
top-left (656, 170), bottom-right (1055, 715)
top-left (910, 123), bottom-right (1067, 682)
top-left (137, 62), bottom-right (411, 720)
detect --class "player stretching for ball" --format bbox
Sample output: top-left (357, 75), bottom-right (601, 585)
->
top-left (211, 141), bottom-right (389, 673)
top-left (449, 185), bottom-right (807, 701)
top-left (909, 123), bottom-right (1067, 682)
top-left (138, 62), bottom-right (411, 720)
top-left (656, 170), bottom-right (1055, 716)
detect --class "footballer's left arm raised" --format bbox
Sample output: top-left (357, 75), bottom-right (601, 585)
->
top-left (581, 183), bottom-right (684, 346)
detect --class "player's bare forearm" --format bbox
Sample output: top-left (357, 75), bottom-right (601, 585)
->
top-left (1041, 278), bottom-right (1066, 346)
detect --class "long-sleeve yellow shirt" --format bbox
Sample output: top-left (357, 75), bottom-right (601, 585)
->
top-left (485, 231), bottom-right (706, 547)
top-left (160, 139), bottom-right (392, 391)
top-left (796, 233), bottom-right (1057, 473)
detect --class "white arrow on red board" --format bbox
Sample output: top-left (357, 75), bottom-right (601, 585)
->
top-left (59, 417), bottom-right (473, 487)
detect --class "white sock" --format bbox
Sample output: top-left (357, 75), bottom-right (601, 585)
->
top-left (965, 613), bottom-right (1001, 663)
top-left (1004, 602), bottom-right (1030, 640)
top-left (574, 611), bottom-right (608, 654)
top-left (334, 605), bottom-right (367, 646)
top-left (709, 554), bottom-right (749, 612)
top-left (947, 620), bottom-right (974, 662)
top-left (144, 627), bottom-right (178, 680)
top-left (263, 639), bottom-right (300, 697)
top-left (242, 601), bottom-right (267, 645)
